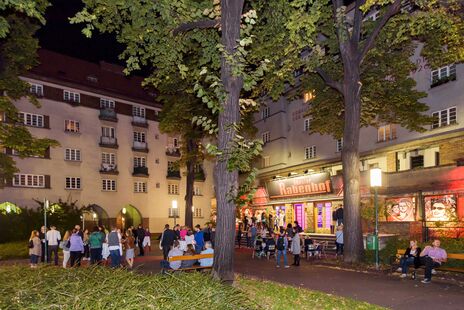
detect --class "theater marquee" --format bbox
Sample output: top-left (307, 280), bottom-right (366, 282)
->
top-left (266, 173), bottom-right (333, 199)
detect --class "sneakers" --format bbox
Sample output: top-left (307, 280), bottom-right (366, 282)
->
top-left (284, 265), bottom-right (290, 268)
top-left (400, 273), bottom-right (407, 278)
top-left (431, 269), bottom-right (437, 275)
top-left (421, 278), bottom-right (431, 284)
top-left (396, 267), bottom-right (402, 273)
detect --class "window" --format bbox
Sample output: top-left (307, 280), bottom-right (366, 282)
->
top-left (102, 179), bottom-right (116, 191)
top-left (100, 98), bottom-right (115, 109)
top-left (169, 207), bottom-right (179, 218)
top-left (64, 120), bottom-right (80, 133)
top-left (132, 106), bottom-right (146, 118)
top-left (30, 84), bottom-right (43, 96)
top-left (65, 148), bottom-right (81, 161)
top-left (432, 107), bottom-right (457, 129)
top-left (63, 90), bottom-right (80, 103)
top-left (133, 156), bottom-right (146, 168)
top-left (194, 207), bottom-right (203, 218)
top-left (65, 177), bottom-right (81, 190)
top-left (18, 112), bottom-right (44, 127)
top-left (133, 131), bottom-right (146, 143)
top-left (410, 155), bottom-right (424, 169)
top-left (101, 126), bottom-right (115, 138)
top-left (101, 153), bottom-right (116, 165)
top-left (13, 174), bottom-right (45, 188)
top-left (173, 138), bottom-right (179, 148)
top-left (194, 185), bottom-right (202, 196)
top-left (377, 124), bottom-right (397, 142)
top-left (134, 181), bottom-right (147, 193)
top-left (431, 64), bottom-right (456, 86)
top-left (336, 138), bottom-right (343, 152)
top-left (261, 106), bottom-right (270, 119)
top-left (168, 183), bottom-right (179, 195)
top-left (262, 131), bottom-right (270, 144)
top-left (304, 118), bottom-right (310, 131)
top-left (262, 156), bottom-right (270, 168)
top-left (305, 146), bottom-right (316, 159)
top-left (168, 161), bottom-right (177, 171)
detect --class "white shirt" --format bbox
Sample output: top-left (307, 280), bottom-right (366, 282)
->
top-left (46, 229), bottom-right (61, 246)
top-left (185, 235), bottom-right (195, 245)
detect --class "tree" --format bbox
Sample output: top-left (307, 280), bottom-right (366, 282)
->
top-left (0, 0), bottom-right (59, 181)
top-left (251, 0), bottom-right (464, 262)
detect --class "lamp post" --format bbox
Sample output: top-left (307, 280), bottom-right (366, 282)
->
top-left (172, 200), bottom-right (178, 226)
top-left (43, 199), bottom-right (49, 264)
top-left (370, 168), bottom-right (382, 270)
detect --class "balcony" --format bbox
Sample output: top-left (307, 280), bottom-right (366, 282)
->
top-left (194, 169), bottom-right (206, 182)
top-left (99, 136), bottom-right (118, 148)
top-left (167, 170), bottom-right (181, 179)
top-left (133, 166), bottom-right (149, 177)
top-left (166, 147), bottom-right (181, 157)
top-left (99, 164), bottom-right (119, 175)
top-left (132, 116), bottom-right (148, 128)
top-left (132, 141), bottom-right (149, 153)
top-left (99, 108), bottom-right (118, 122)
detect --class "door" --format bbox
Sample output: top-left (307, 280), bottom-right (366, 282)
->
top-left (314, 201), bottom-right (332, 234)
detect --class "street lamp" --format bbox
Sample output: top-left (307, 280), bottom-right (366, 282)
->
top-left (370, 168), bottom-right (382, 269)
top-left (43, 199), bottom-right (49, 263)
top-left (172, 200), bottom-right (178, 226)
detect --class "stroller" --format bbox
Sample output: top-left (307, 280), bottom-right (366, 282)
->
top-left (265, 238), bottom-right (276, 260)
top-left (252, 236), bottom-right (266, 259)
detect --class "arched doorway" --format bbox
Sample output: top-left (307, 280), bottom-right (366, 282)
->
top-left (81, 204), bottom-right (110, 230)
top-left (116, 205), bottom-right (142, 230)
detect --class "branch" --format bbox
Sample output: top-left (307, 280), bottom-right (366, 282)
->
top-left (351, 0), bottom-right (366, 49)
top-left (359, 0), bottom-right (402, 63)
top-left (172, 19), bottom-right (220, 36)
top-left (316, 67), bottom-right (343, 94)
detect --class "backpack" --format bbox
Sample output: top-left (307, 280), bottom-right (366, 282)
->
top-left (28, 240), bottom-right (34, 249)
top-left (277, 237), bottom-right (285, 251)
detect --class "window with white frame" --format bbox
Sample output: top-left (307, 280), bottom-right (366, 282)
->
top-left (336, 138), bottom-right (343, 152)
top-left (63, 90), bottom-right (80, 103)
top-left (101, 153), bottom-right (116, 165)
top-left (432, 107), bottom-right (457, 129)
top-left (262, 131), bottom-right (270, 144)
top-left (431, 64), bottom-right (456, 84)
top-left (13, 174), bottom-right (45, 188)
top-left (133, 131), bottom-right (146, 143)
top-left (101, 126), bottom-right (115, 138)
top-left (18, 112), bottom-right (44, 127)
top-left (168, 183), bottom-right (179, 195)
top-left (132, 106), bottom-right (146, 118)
top-left (377, 124), bottom-right (397, 142)
top-left (194, 207), bottom-right (203, 218)
top-left (65, 148), bottom-right (81, 161)
top-left (65, 177), bottom-right (81, 190)
top-left (261, 106), bottom-right (270, 119)
top-left (194, 185), bottom-right (202, 196)
top-left (262, 156), bottom-right (270, 168)
top-left (133, 156), bottom-right (146, 168)
top-left (304, 146), bottom-right (316, 159)
top-left (134, 181), bottom-right (147, 193)
top-left (304, 118), bottom-right (310, 131)
top-left (100, 98), bottom-right (115, 109)
top-left (169, 207), bottom-right (179, 218)
top-left (102, 179), bottom-right (116, 191)
top-left (30, 83), bottom-right (43, 96)
top-left (64, 120), bottom-right (80, 133)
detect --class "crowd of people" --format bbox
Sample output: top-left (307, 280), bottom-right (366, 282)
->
top-left (28, 224), bottom-right (152, 269)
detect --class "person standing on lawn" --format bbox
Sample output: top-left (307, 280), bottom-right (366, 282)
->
top-left (39, 226), bottom-right (47, 263)
top-left (136, 225), bottom-right (145, 256)
top-left (89, 226), bottom-right (104, 264)
top-left (29, 230), bottom-right (41, 268)
top-left (60, 230), bottom-right (71, 268)
top-left (160, 224), bottom-right (176, 260)
top-left (69, 229), bottom-right (84, 267)
top-left (107, 227), bottom-right (122, 268)
top-left (419, 239), bottom-right (447, 283)
top-left (46, 225), bottom-right (61, 266)
top-left (276, 231), bottom-right (289, 268)
top-left (194, 224), bottom-right (205, 254)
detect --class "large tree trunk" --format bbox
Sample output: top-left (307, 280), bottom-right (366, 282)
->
top-left (184, 138), bottom-right (196, 229)
top-left (212, 0), bottom-right (244, 284)
top-left (341, 63), bottom-right (364, 263)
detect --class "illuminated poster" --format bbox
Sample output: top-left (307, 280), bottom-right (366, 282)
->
top-left (316, 203), bottom-right (323, 228)
top-left (425, 195), bottom-right (457, 222)
top-left (385, 197), bottom-right (416, 222)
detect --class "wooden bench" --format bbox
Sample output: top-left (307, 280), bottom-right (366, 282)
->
top-left (392, 249), bottom-right (464, 273)
top-left (164, 253), bottom-right (214, 272)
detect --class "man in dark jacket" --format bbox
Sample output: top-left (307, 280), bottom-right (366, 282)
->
top-left (136, 225), bottom-right (145, 256)
top-left (335, 205), bottom-right (344, 226)
top-left (161, 224), bottom-right (176, 260)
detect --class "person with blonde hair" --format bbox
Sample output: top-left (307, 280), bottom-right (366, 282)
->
top-left (124, 230), bottom-right (135, 268)
top-left (28, 230), bottom-right (41, 268)
top-left (398, 240), bottom-right (421, 279)
top-left (60, 230), bottom-right (72, 268)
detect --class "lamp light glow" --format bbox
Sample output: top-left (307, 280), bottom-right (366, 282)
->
top-left (172, 200), bottom-right (178, 209)
top-left (370, 168), bottom-right (382, 187)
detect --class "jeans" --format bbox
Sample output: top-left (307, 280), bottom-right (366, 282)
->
top-left (400, 256), bottom-right (415, 274)
top-left (138, 240), bottom-right (144, 256)
top-left (48, 245), bottom-right (59, 265)
top-left (90, 247), bottom-right (102, 264)
top-left (30, 254), bottom-right (39, 264)
top-left (109, 250), bottom-right (121, 268)
top-left (336, 242), bottom-right (344, 255)
top-left (276, 250), bottom-right (288, 266)
top-left (420, 256), bottom-right (442, 280)
top-left (70, 251), bottom-right (82, 267)
top-left (162, 246), bottom-right (170, 260)
top-left (195, 245), bottom-right (203, 254)
top-left (160, 260), bottom-right (171, 269)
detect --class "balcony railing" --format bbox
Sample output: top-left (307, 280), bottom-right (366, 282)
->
top-left (99, 136), bottom-right (118, 148)
top-left (132, 116), bottom-right (148, 128)
top-left (99, 108), bottom-right (118, 122)
top-left (194, 170), bottom-right (206, 181)
top-left (132, 141), bottom-right (149, 153)
top-left (99, 164), bottom-right (119, 175)
top-left (133, 166), bottom-right (149, 177)
top-left (167, 170), bottom-right (181, 179)
top-left (166, 147), bottom-right (181, 157)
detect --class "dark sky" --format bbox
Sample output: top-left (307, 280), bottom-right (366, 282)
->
top-left (38, 0), bottom-right (123, 64)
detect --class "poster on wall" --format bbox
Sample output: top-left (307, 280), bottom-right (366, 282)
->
top-left (385, 197), bottom-right (416, 222)
top-left (425, 195), bottom-right (457, 222)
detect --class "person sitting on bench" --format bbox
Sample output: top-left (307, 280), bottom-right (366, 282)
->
top-left (397, 240), bottom-right (421, 278)
top-left (160, 240), bottom-right (183, 270)
top-left (180, 244), bottom-right (197, 269)
top-left (419, 239), bottom-right (447, 284)
top-left (199, 241), bottom-right (214, 267)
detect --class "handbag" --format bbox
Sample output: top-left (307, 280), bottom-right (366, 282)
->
top-left (28, 240), bottom-right (34, 249)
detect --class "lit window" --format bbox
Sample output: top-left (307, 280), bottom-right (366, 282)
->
top-left (169, 207), bottom-right (179, 218)
top-left (64, 120), bottom-right (80, 133)
top-left (303, 91), bottom-right (315, 102)
top-left (377, 124), bottom-right (397, 142)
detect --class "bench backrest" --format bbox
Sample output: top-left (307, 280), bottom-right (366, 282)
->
top-left (168, 253), bottom-right (214, 262)
top-left (397, 249), bottom-right (464, 260)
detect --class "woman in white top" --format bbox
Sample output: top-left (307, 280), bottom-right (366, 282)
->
top-left (184, 230), bottom-right (196, 247)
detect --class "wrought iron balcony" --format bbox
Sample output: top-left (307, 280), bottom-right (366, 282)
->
top-left (99, 136), bottom-right (118, 148)
top-left (133, 166), bottom-right (149, 177)
top-left (99, 164), bottom-right (119, 175)
top-left (99, 108), bottom-right (118, 122)
top-left (167, 170), bottom-right (181, 179)
top-left (132, 116), bottom-right (148, 128)
top-left (166, 147), bottom-right (181, 157)
top-left (132, 141), bottom-right (149, 153)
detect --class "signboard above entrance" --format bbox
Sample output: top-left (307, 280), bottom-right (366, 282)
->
top-left (266, 173), bottom-right (332, 199)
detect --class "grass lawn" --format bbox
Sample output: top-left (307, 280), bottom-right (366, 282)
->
top-left (0, 241), bottom-right (28, 260)
top-left (0, 266), bottom-right (383, 310)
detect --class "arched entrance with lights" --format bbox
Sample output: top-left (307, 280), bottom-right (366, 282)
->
top-left (81, 204), bottom-right (110, 230)
top-left (116, 205), bottom-right (142, 230)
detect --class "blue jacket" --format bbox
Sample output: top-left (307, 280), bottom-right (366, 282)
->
top-left (194, 230), bottom-right (204, 248)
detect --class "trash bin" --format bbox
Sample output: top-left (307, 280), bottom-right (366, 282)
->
top-left (366, 234), bottom-right (378, 250)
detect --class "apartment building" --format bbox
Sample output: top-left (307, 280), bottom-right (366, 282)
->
top-left (250, 43), bottom-right (464, 239)
top-left (0, 50), bottom-right (214, 232)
